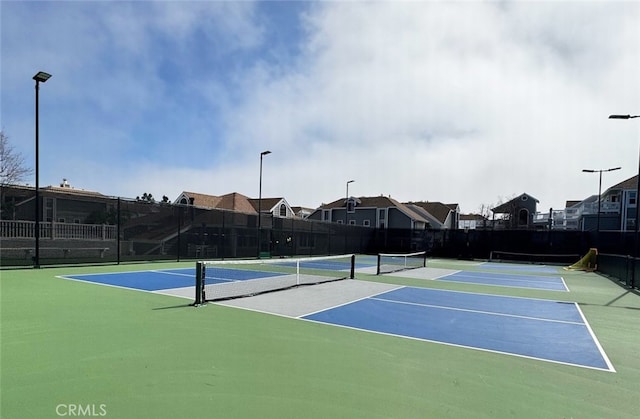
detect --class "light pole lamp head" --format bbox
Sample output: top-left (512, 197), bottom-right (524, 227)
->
top-left (261, 150), bottom-right (271, 157)
top-left (33, 71), bottom-right (52, 83)
top-left (609, 114), bottom-right (640, 119)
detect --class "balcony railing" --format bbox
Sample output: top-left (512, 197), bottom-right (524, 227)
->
top-left (581, 202), bottom-right (621, 214)
top-left (0, 220), bottom-right (117, 240)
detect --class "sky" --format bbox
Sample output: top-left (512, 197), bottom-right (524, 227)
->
top-left (2, 0), bottom-right (639, 214)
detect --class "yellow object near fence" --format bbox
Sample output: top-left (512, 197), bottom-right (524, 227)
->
top-left (565, 248), bottom-right (598, 272)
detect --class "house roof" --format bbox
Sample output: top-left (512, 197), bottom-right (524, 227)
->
top-left (606, 175), bottom-right (638, 192)
top-left (317, 195), bottom-right (430, 223)
top-left (565, 200), bottom-right (581, 208)
top-left (407, 202), bottom-right (458, 224)
top-left (177, 191), bottom-right (222, 208)
top-left (217, 192), bottom-right (256, 213)
top-left (248, 197), bottom-right (284, 212)
top-left (491, 193), bottom-right (539, 213)
top-left (459, 213), bottom-right (486, 221)
top-left (320, 195), bottom-right (406, 210)
top-left (40, 185), bottom-right (108, 199)
top-left (176, 191), bottom-right (256, 213)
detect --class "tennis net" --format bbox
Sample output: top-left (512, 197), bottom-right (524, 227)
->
top-left (194, 254), bottom-right (355, 304)
top-left (376, 251), bottom-right (427, 274)
top-left (489, 250), bottom-right (581, 265)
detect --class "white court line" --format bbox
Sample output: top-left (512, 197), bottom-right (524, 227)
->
top-left (298, 285), bottom-right (406, 318)
top-left (369, 296), bottom-right (584, 325)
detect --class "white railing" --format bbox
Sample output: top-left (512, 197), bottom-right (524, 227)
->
top-left (581, 202), bottom-right (621, 214)
top-left (0, 220), bottom-right (117, 240)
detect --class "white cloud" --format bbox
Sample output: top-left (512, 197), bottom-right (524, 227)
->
top-left (210, 1), bottom-right (638, 212)
top-left (3, 1), bottom-right (639, 215)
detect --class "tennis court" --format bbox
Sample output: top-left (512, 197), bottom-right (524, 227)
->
top-left (61, 257), bottom-right (606, 370)
top-left (60, 254), bottom-right (371, 301)
top-left (3, 255), bottom-right (640, 418)
top-left (302, 286), bottom-right (612, 371)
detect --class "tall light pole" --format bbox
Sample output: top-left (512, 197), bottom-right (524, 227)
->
top-left (609, 114), bottom-right (639, 288)
top-left (257, 150), bottom-right (271, 258)
top-left (33, 71), bottom-right (52, 268)
top-left (582, 167), bottom-right (621, 233)
top-left (345, 180), bottom-right (354, 225)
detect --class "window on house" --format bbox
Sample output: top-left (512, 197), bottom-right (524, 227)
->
top-left (337, 220), bottom-right (344, 224)
top-left (630, 192), bottom-right (637, 206)
top-left (279, 204), bottom-right (287, 217)
top-left (348, 220), bottom-right (356, 225)
top-left (347, 199), bottom-right (355, 213)
top-left (378, 208), bottom-right (387, 228)
top-left (322, 210), bottom-right (330, 221)
top-left (363, 220), bottom-right (370, 227)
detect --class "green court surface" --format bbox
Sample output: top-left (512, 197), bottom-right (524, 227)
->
top-left (2, 259), bottom-right (640, 418)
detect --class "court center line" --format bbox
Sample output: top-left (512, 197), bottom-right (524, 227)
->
top-left (149, 269), bottom-right (193, 278)
top-left (369, 296), bottom-right (584, 325)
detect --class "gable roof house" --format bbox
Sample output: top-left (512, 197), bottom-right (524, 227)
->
top-left (174, 192), bottom-right (298, 219)
top-left (598, 175), bottom-right (638, 231)
top-left (248, 197), bottom-right (297, 219)
top-left (491, 193), bottom-right (539, 229)
top-left (406, 202), bottom-right (460, 230)
top-left (307, 195), bottom-right (431, 229)
top-left (174, 191), bottom-right (255, 213)
top-left (550, 175), bottom-right (638, 232)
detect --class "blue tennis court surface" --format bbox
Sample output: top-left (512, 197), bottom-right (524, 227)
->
top-left (481, 262), bottom-right (560, 274)
top-left (61, 267), bottom-right (285, 292)
top-left (60, 257), bottom-right (373, 292)
top-left (438, 271), bottom-right (568, 291)
top-left (303, 287), bottom-right (614, 371)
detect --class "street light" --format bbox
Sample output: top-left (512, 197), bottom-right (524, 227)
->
top-left (345, 180), bottom-right (354, 225)
top-left (581, 167), bottom-right (621, 233)
top-left (33, 71), bottom-right (52, 268)
top-left (609, 114), bottom-right (639, 288)
top-left (257, 150), bottom-right (271, 258)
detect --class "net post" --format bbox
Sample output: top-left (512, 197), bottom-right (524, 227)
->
top-left (422, 252), bottom-right (428, 268)
top-left (194, 261), bottom-right (206, 306)
top-left (350, 254), bottom-right (356, 279)
top-left (376, 254), bottom-right (381, 275)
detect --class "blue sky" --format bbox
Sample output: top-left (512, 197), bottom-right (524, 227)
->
top-left (2, 1), bottom-right (639, 213)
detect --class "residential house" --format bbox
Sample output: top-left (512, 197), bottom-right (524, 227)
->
top-left (174, 191), bottom-right (255, 213)
top-left (308, 195), bottom-right (433, 229)
top-left (491, 193), bottom-right (539, 229)
top-left (291, 206), bottom-right (314, 219)
top-left (173, 191), bottom-right (302, 223)
top-left (536, 175), bottom-right (638, 231)
top-left (248, 197), bottom-right (297, 219)
top-left (407, 202), bottom-right (460, 230)
top-left (458, 213), bottom-right (488, 230)
top-left (1, 180), bottom-right (116, 225)
top-left (594, 175), bottom-right (638, 231)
